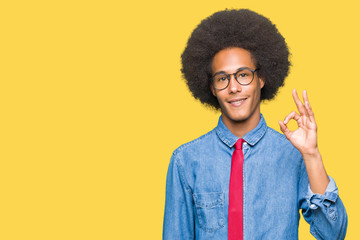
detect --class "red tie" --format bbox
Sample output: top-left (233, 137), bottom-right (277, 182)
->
top-left (228, 138), bottom-right (245, 240)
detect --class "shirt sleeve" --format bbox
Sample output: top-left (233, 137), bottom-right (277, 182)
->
top-left (298, 161), bottom-right (348, 240)
top-left (163, 152), bottom-right (195, 240)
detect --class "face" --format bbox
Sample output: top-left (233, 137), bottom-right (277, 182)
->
top-left (210, 47), bottom-right (264, 126)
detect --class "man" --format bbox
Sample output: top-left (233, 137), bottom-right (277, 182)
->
top-left (163, 9), bottom-right (347, 240)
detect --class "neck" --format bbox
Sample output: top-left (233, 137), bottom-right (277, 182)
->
top-left (221, 111), bottom-right (261, 138)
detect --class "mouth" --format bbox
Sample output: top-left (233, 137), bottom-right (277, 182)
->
top-left (228, 98), bottom-right (247, 107)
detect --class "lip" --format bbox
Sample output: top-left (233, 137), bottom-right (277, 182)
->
top-left (228, 97), bottom-right (247, 107)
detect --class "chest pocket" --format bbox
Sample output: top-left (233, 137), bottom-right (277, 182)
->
top-left (193, 192), bottom-right (225, 232)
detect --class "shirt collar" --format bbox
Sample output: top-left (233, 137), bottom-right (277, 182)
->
top-left (215, 113), bottom-right (267, 148)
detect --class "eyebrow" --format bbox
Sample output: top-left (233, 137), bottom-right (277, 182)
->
top-left (213, 67), bottom-right (248, 76)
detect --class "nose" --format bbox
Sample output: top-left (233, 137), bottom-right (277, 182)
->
top-left (228, 74), bottom-right (242, 93)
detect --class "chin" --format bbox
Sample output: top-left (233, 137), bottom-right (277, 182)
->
top-left (231, 116), bottom-right (248, 123)
top-left (225, 111), bottom-right (249, 123)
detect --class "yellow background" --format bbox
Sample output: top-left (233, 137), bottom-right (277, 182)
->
top-left (1, 0), bottom-right (358, 239)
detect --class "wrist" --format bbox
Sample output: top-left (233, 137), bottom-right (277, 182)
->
top-left (301, 147), bottom-right (322, 162)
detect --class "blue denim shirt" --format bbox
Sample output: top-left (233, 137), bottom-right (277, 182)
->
top-left (163, 114), bottom-right (347, 240)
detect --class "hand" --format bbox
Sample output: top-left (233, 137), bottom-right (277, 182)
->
top-left (279, 89), bottom-right (318, 156)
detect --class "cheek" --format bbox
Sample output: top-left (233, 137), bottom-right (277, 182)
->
top-left (255, 88), bottom-right (262, 103)
top-left (248, 86), bottom-right (262, 104)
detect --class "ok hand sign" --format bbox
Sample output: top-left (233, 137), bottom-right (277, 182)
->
top-left (279, 89), bottom-right (318, 157)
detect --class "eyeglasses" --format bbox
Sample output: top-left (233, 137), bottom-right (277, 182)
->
top-left (210, 67), bottom-right (260, 90)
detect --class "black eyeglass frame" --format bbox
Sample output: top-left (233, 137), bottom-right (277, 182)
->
top-left (210, 67), bottom-right (260, 90)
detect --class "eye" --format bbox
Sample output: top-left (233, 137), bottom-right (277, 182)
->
top-left (214, 75), bottom-right (228, 82)
top-left (236, 69), bottom-right (253, 78)
top-left (237, 72), bottom-right (250, 78)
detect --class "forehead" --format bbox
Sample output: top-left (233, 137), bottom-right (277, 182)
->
top-left (211, 47), bottom-right (255, 74)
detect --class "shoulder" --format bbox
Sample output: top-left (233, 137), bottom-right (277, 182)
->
top-left (265, 126), bottom-right (288, 142)
top-left (263, 126), bottom-right (302, 156)
top-left (258, 126), bottom-right (304, 173)
top-left (170, 128), bottom-right (218, 166)
top-left (172, 128), bottom-right (216, 157)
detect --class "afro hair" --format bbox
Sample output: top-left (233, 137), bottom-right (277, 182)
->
top-left (181, 9), bottom-right (291, 110)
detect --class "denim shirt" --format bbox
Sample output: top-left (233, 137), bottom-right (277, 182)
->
top-left (163, 114), bottom-right (347, 240)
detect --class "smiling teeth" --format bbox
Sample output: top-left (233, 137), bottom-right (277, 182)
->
top-left (232, 100), bottom-right (244, 103)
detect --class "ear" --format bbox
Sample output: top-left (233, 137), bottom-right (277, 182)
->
top-left (259, 77), bottom-right (265, 89)
top-left (210, 84), bottom-right (217, 96)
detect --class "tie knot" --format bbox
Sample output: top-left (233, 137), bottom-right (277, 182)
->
top-left (234, 138), bottom-right (245, 150)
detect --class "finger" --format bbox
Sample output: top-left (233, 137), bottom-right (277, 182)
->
top-left (302, 89), bottom-right (309, 103)
top-left (283, 111), bottom-right (301, 125)
top-left (302, 90), bottom-right (311, 117)
top-left (303, 90), bottom-right (316, 122)
top-left (292, 89), bottom-right (307, 116)
top-left (279, 121), bottom-right (291, 139)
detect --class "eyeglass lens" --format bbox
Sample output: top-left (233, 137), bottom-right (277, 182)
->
top-left (213, 68), bottom-right (255, 90)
